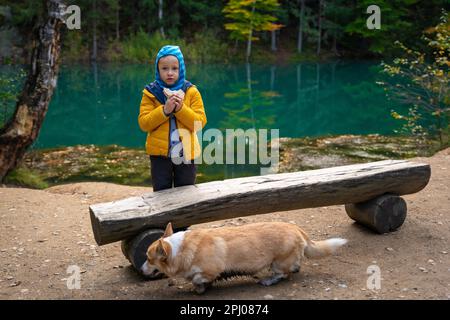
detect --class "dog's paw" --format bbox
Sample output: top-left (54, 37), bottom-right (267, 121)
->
top-left (258, 274), bottom-right (287, 286)
top-left (194, 283), bottom-right (206, 294)
top-left (258, 278), bottom-right (276, 286)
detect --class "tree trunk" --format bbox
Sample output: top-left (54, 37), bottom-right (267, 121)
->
top-left (0, 0), bottom-right (65, 182)
top-left (332, 31), bottom-right (338, 55)
top-left (159, 0), bottom-right (165, 38)
top-left (271, 30), bottom-right (277, 52)
top-left (246, 2), bottom-right (256, 63)
top-left (115, 2), bottom-right (120, 40)
top-left (317, 0), bottom-right (323, 55)
top-left (92, 0), bottom-right (98, 61)
top-left (297, 0), bottom-right (305, 53)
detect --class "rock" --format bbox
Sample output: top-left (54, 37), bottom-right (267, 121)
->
top-left (385, 247), bottom-right (394, 252)
top-left (9, 281), bottom-right (21, 287)
top-left (418, 267), bottom-right (428, 273)
top-left (264, 294), bottom-right (274, 300)
top-left (325, 287), bottom-right (331, 292)
top-left (338, 283), bottom-right (348, 288)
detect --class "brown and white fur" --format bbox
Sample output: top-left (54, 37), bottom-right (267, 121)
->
top-left (142, 222), bottom-right (347, 294)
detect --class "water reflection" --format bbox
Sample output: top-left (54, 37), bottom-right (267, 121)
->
top-left (27, 61), bottom-right (402, 151)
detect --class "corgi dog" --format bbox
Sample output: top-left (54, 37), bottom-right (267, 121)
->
top-left (141, 222), bottom-right (347, 294)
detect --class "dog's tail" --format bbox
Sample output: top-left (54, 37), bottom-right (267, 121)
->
top-left (304, 238), bottom-right (347, 259)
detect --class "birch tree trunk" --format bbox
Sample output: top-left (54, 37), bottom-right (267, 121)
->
top-left (0, 0), bottom-right (65, 182)
top-left (159, 0), bottom-right (165, 38)
top-left (246, 1), bottom-right (256, 63)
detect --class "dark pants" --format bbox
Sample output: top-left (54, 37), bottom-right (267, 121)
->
top-left (150, 155), bottom-right (197, 192)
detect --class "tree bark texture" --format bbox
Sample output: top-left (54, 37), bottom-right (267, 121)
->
top-left (0, 0), bottom-right (65, 182)
top-left (90, 160), bottom-right (431, 245)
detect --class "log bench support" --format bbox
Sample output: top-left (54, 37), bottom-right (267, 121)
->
top-left (345, 193), bottom-right (407, 233)
top-left (121, 229), bottom-right (165, 279)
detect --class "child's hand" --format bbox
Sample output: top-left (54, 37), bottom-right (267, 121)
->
top-left (163, 88), bottom-right (184, 114)
top-left (163, 96), bottom-right (177, 115)
top-left (173, 92), bottom-right (184, 112)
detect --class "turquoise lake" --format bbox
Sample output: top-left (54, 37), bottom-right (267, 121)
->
top-left (29, 61), bottom-right (403, 150)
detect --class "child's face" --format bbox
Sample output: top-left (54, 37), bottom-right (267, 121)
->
top-left (158, 55), bottom-right (179, 86)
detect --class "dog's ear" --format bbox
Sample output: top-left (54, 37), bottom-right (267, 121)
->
top-left (163, 222), bottom-right (173, 238)
top-left (156, 240), bottom-right (168, 261)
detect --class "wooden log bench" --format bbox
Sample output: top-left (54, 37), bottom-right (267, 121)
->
top-left (89, 160), bottom-right (431, 277)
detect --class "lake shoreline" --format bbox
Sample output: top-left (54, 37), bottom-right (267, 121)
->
top-left (4, 134), bottom-right (446, 189)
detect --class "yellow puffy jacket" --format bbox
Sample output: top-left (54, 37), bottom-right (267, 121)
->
top-left (138, 86), bottom-right (207, 160)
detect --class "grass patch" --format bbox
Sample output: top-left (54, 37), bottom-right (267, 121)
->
top-left (4, 167), bottom-right (49, 189)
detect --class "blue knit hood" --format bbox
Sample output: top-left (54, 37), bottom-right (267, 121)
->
top-left (155, 45), bottom-right (186, 90)
top-left (144, 45), bottom-right (192, 104)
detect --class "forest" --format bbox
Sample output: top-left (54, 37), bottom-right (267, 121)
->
top-left (0, 1), bottom-right (448, 186)
top-left (1, 0), bottom-right (448, 64)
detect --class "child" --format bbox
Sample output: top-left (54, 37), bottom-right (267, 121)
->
top-left (138, 45), bottom-right (207, 192)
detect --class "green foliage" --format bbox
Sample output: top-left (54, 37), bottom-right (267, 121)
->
top-left (223, 0), bottom-right (283, 41)
top-left (106, 29), bottom-right (230, 64)
top-left (183, 30), bottom-right (230, 64)
top-left (121, 30), bottom-right (176, 63)
top-left (61, 31), bottom-right (89, 62)
top-left (0, 68), bottom-right (26, 129)
top-left (379, 11), bottom-right (449, 146)
top-left (4, 167), bottom-right (49, 189)
top-left (345, 0), bottom-right (419, 54)
top-left (179, 0), bottom-right (224, 29)
top-left (322, 0), bottom-right (354, 48)
top-left (1, 0), bottom-right (448, 62)
top-left (390, 106), bottom-right (429, 140)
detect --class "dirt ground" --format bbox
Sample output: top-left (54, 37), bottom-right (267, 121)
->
top-left (1, 149), bottom-right (449, 300)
